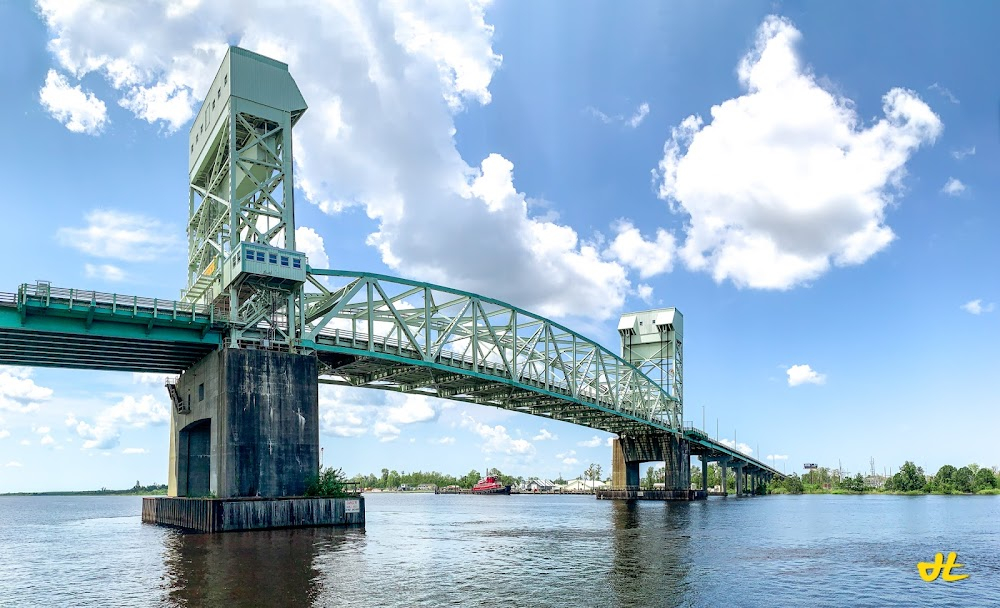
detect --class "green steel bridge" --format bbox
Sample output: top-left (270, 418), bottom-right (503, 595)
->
top-left (0, 272), bottom-right (783, 479)
top-left (0, 47), bottom-right (782, 506)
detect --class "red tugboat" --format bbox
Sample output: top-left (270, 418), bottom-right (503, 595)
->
top-left (471, 473), bottom-right (511, 495)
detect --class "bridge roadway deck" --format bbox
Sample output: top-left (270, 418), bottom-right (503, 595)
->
top-left (0, 284), bottom-right (783, 478)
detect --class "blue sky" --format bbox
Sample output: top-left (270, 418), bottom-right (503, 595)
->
top-left (0, 1), bottom-right (996, 491)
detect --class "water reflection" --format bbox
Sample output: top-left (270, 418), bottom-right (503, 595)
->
top-left (161, 527), bottom-right (363, 606)
top-left (608, 500), bottom-right (693, 607)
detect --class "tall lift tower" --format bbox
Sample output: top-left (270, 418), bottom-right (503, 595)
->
top-left (183, 46), bottom-right (308, 349)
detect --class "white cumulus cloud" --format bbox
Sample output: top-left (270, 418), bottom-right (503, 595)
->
top-left (532, 429), bottom-right (557, 441)
top-left (941, 178), bottom-right (966, 196)
top-left (577, 435), bottom-right (605, 448)
top-left (766, 454), bottom-right (789, 460)
top-left (36, 1), bottom-right (633, 322)
top-left (636, 283), bottom-right (653, 304)
top-left (0, 368), bottom-right (53, 413)
top-left (653, 16), bottom-right (941, 290)
top-left (38, 69), bottom-right (108, 134)
top-left (786, 364), bottom-right (826, 386)
top-left (4, 461), bottom-right (23, 468)
top-left (462, 414), bottom-right (534, 456)
top-left (372, 421), bottom-right (401, 442)
top-left (295, 226), bottom-right (330, 270)
top-left (122, 448), bottom-right (147, 454)
top-left (70, 394), bottom-right (168, 450)
top-left (961, 299), bottom-right (995, 315)
top-left (556, 450), bottom-right (578, 465)
top-left (605, 221), bottom-right (676, 279)
top-left (57, 210), bottom-right (180, 261)
top-left (0, 429), bottom-right (9, 439)
top-left (719, 439), bottom-right (753, 455)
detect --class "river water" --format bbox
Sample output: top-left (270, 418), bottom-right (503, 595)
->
top-left (0, 493), bottom-right (997, 607)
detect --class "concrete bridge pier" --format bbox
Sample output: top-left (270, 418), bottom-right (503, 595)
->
top-left (734, 462), bottom-right (745, 495)
top-left (604, 434), bottom-right (694, 500)
top-left (720, 458), bottom-right (729, 496)
top-left (168, 349), bottom-right (320, 498)
top-left (700, 455), bottom-right (709, 492)
top-left (146, 348), bottom-right (365, 532)
top-left (611, 438), bottom-right (641, 488)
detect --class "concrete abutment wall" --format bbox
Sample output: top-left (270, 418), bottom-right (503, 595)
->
top-left (169, 348), bottom-right (319, 499)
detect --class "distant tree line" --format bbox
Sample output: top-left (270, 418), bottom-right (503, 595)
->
top-left (349, 468), bottom-right (521, 490)
top-left (766, 461), bottom-right (999, 495)
top-left (347, 464), bottom-right (605, 490)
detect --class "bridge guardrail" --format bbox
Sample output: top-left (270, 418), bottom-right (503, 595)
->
top-left (0, 292), bottom-right (16, 307)
top-left (18, 283), bottom-right (220, 324)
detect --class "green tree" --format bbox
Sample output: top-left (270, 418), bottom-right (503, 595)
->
top-left (305, 467), bottom-right (349, 497)
top-left (934, 465), bottom-right (957, 492)
top-left (953, 466), bottom-right (974, 493)
top-left (973, 467), bottom-right (996, 491)
top-left (894, 461), bottom-right (927, 492)
top-left (644, 466), bottom-right (657, 490)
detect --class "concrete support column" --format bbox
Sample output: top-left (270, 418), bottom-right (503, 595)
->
top-left (611, 438), bottom-right (640, 488)
top-left (720, 460), bottom-right (728, 496)
top-left (734, 464), bottom-right (744, 495)
top-left (661, 433), bottom-right (691, 492)
top-left (169, 349), bottom-right (319, 498)
top-left (700, 455), bottom-right (709, 491)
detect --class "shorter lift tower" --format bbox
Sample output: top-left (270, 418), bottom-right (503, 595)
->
top-left (617, 308), bottom-right (683, 429)
top-left (610, 308), bottom-right (687, 491)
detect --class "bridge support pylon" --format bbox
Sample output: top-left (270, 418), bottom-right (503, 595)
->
top-left (147, 347), bottom-right (365, 532)
top-left (600, 433), bottom-right (697, 500)
top-left (168, 349), bottom-right (319, 498)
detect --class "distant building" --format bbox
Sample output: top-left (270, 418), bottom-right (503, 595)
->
top-left (522, 479), bottom-right (556, 493)
top-left (563, 478), bottom-right (606, 492)
top-left (416, 483), bottom-right (437, 492)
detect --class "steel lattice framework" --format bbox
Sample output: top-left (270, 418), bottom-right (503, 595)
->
top-left (298, 270), bottom-right (682, 434)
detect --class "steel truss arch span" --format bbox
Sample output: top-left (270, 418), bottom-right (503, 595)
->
top-left (301, 269), bottom-right (682, 434)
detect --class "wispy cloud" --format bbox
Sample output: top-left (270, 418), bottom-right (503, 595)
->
top-left (57, 210), bottom-right (180, 261)
top-left (929, 82), bottom-right (959, 104)
top-left (626, 102), bottom-right (649, 128)
top-left (951, 146), bottom-right (975, 160)
top-left (84, 263), bottom-right (127, 282)
top-left (961, 299), bottom-right (995, 315)
top-left (766, 454), bottom-right (789, 461)
top-left (586, 101), bottom-right (650, 129)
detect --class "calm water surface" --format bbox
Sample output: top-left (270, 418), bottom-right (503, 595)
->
top-left (1, 493), bottom-right (998, 606)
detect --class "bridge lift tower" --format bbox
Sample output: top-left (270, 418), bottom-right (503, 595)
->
top-left (611, 308), bottom-right (689, 493)
top-left (167, 48), bottom-right (318, 500)
top-left (183, 46), bottom-right (308, 349)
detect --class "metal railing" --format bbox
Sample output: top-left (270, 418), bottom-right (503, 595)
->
top-left (18, 283), bottom-right (220, 324)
